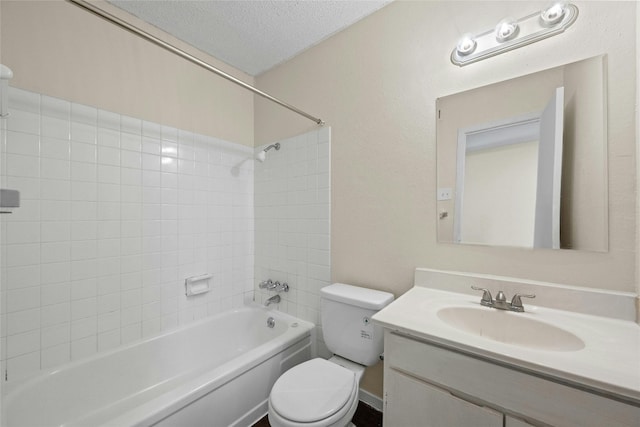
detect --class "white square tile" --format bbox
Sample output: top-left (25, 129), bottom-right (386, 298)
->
top-left (142, 137), bottom-right (161, 155)
top-left (121, 132), bottom-right (142, 152)
top-left (6, 131), bottom-right (39, 156)
top-left (121, 150), bottom-right (141, 169)
top-left (98, 183), bottom-right (120, 202)
top-left (42, 116), bottom-right (70, 140)
top-left (160, 157), bottom-right (177, 173)
top-left (7, 287), bottom-right (40, 312)
top-left (7, 308), bottom-right (40, 335)
top-left (98, 127), bottom-right (120, 149)
top-left (41, 200), bottom-right (71, 221)
top-left (97, 202), bottom-right (120, 220)
top-left (6, 221), bottom-right (40, 244)
top-left (121, 187), bottom-right (142, 203)
top-left (71, 161), bottom-right (96, 182)
top-left (41, 158), bottom-right (70, 180)
top-left (142, 153), bottom-right (161, 171)
top-left (71, 181), bottom-right (97, 201)
top-left (71, 259), bottom-right (97, 281)
top-left (7, 329), bottom-right (40, 358)
top-left (6, 154), bottom-right (39, 178)
top-left (71, 316), bottom-right (97, 340)
top-left (96, 257), bottom-right (120, 277)
top-left (97, 293), bottom-right (120, 315)
top-left (40, 262), bottom-right (71, 285)
top-left (71, 297), bottom-right (97, 320)
top-left (97, 221), bottom-right (120, 239)
top-left (71, 240), bottom-right (97, 261)
top-left (41, 136), bottom-right (70, 160)
top-left (41, 323), bottom-right (70, 348)
top-left (41, 179), bottom-right (70, 201)
top-left (97, 145), bottom-right (120, 165)
top-left (6, 243), bottom-right (40, 267)
top-left (97, 239), bottom-right (120, 258)
top-left (41, 282), bottom-right (70, 306)
top-left (71, 278), bottom-right (97, 301)
top-left (142, 170), bottom-right (161, 187)
top-left (97, 164), bottom-right (121, 184)
top-left (71, 201), bottom-right (97, 221)
top-left (7, 110), bottom-right (40, 135)
top-left (42, 95), bottom-right (70, 120)
top-left (40, 302), bottom-right (71, 327)
top-left (6, 265), bottom-right (40, 290)
top-left (98, 311), bottom-right (120, 333)
top-left (71, 122), bottom-right (97, 144)
top-left (41, 241), bottom-right (71, 264)
top-left (70, 142), bottom-right (96, 164)
top-left (121, 168), bottom-right (142, 186)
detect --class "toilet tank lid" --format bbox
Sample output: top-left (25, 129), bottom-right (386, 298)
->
top-left (321, 283), bottom-right (394, 310)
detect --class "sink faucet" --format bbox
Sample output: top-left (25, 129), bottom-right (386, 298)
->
top-left (264, 295), bottom-right (281, 307)
top-left (471, 286), bottom-right (535, 312)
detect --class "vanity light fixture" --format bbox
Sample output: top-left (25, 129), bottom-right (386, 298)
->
top-left (451, 2), bottom-right (578, 66)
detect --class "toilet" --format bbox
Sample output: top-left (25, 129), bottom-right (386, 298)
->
top-left (268, 283), bottom-right (394, 427)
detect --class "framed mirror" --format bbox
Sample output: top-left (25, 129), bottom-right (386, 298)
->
top-left (436, 55), bottom-right (607, 251)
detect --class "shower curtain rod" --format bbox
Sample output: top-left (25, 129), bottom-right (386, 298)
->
top-left (67, 0), bottom-right (325, 126)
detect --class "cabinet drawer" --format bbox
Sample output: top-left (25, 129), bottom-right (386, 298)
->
top-left (385, 331), bottom-right (640, 427)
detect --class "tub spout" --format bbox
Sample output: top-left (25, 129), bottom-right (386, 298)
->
top-left (264, 295), bottom-right (281, 306)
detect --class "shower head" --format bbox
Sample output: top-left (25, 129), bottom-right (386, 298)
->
top-left (255, 142), bottom-right (280, 162)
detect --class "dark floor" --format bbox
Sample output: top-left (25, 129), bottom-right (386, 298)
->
top-left (253, 401), bottom-right (383, 427)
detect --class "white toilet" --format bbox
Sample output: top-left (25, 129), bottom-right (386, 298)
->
top-left (268, 283), bottom-right (394, 427)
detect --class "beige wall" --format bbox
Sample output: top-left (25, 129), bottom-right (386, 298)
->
top-left (0, 0), bottom-right (254, 146)
top-left (255, 1), bottom-right (637, 396)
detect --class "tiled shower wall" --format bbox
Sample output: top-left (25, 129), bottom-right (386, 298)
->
top-left (254, 128), bottom-right (331, 352)
top-left (0, 87), bottom-right (254, 380)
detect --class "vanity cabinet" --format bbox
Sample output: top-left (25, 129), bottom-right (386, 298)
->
top-left (383, 331), bottom-right (640, 427)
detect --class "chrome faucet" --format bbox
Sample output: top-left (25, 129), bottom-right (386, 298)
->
top-left (471, 286), bottom-right (535, 312)
top-left (264, 295), bottom-right (281, 307)
top-left (259, 279), bottom-right (289, 293)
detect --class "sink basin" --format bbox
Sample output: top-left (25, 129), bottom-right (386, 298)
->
top-left (437, 306), bottom-right (585, 352)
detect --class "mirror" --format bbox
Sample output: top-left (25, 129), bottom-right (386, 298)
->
top-left (437, 55), bottom-right (608, 251)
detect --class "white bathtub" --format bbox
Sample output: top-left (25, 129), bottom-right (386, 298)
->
top-left (2, 306), bottom-right (314, 427)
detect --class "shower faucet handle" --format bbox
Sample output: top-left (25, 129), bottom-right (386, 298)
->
top-left (273, 281), bottom-right (289, 293)
top-left (259, 279), bottom-right (275, 289)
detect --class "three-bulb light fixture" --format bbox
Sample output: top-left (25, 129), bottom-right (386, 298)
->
top-left (451, 2), bottom-right (578, 66)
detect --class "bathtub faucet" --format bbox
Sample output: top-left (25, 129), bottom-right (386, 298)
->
top-left (264, 295), bottom-right (281, 307)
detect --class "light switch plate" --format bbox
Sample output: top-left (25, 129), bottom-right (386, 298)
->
top-left (437, 188), bottom-right (452, 201)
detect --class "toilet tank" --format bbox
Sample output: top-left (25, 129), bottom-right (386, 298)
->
top-left (320, 283), bottom-right (394, 366)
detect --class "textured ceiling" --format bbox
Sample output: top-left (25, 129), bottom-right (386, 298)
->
top-left (108, 0), bottom-right (392, 76)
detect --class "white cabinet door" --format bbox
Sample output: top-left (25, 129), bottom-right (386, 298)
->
top-left (385, 369), bottom-right (503, 427)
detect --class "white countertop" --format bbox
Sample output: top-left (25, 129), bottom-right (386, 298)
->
top-left (372, 286), bottom-right (640, 403)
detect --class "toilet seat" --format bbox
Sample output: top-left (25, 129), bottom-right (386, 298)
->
top-left (269, 358), bottom-right (358, 427)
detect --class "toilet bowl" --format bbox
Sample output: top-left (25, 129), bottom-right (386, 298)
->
top-left (267, 283), bottom-right (394, 427)
top-left (268, 357), bottom-right (364, 427)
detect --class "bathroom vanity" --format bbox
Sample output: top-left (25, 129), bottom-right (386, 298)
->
top-left (373, 269), bottom-right (640, 427)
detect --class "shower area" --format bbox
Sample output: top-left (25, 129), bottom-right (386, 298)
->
top-left (0, 0), bottom-right (331, 390)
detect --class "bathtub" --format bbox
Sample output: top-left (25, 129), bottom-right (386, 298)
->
top-left (2, 306), bottom-right (314, 427)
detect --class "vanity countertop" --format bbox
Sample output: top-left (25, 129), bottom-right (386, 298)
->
top-left (372, 286), bottom-right (640, 404)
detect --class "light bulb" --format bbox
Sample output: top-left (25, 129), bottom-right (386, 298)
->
top-left (456, 34), bottom-right (477, 56)
top-left (495, 19), bottom-right (519, 42)
top-left (540, 2), bottom-right (566, 27)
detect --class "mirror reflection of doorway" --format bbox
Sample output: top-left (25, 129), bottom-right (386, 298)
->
top-left (455, 87), bottom-right (564, 248)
